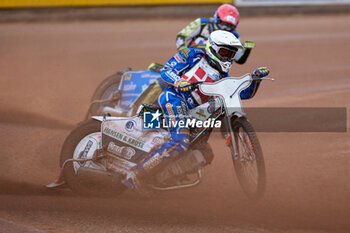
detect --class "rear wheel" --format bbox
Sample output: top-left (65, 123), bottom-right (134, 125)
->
top-left (60, 119), bottom-right (126, 196)
top-left (87, 72), bottom-right (124, 118)
top-left (230, 117), bottom-right (266, 200)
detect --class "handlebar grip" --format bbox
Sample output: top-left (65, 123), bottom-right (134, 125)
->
top-left (251, 74), bottom-right (261, 80)
top-left (190, 81), bottom-right (203, 89)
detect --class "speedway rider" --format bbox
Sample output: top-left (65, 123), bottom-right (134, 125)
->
top-left (123, 30), bottom-right (269, 191)
top-left (176, 3), bottom-right (254, 64)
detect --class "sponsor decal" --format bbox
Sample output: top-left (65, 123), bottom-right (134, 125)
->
top-left (107, 142), bottom-right (136, 160)
top-left (151, 137), bottom-right (164, 146)
top-left (141, 74), bottom-right (160, 78)
top-left (174, 53), bottom-right (185, 63)
top-left (78, 140), bottom-right (93, 166)
top-left (176, 106), bottom-right (185, 119)
top-left (207, 99), bottom-right (216, 114)
top-left (166, 70), bottom-right (180, 82)
top-left (211, 72), bottom-right (220, 81)
top-left (124, 73), bottom-right (131, 80)
top-left (143, 109), bottom-right (161, 129)
top-left (125, 120), bottom-right (136, 132)
top-left (143, 152), bottom-right (163, 171)
top-left (181, 48), bottom-right (190, 58)
top-left (123, 81), bottom-right (137, 91)
top-left (127, 137), bottom-right (144, 149)
top-left (80, 140), bottom-right (93, 159)
top-left (104, 127), bottom-right (124, 140)
top-left (176, 102), bottom-right (188, 121)
top-left (226, 15), bottom-right (236, 24)
top-left (103, 127), bottom-right (145, 149)
top-left (187, 97), bottom-right (195, 107)
top-left (166, 103), bottom-right (176, 124)
top-left (196, 108), bottom-right (207, 118)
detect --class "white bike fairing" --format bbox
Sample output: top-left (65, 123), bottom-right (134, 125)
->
top-left (199, 74), bottom-right (252, 116)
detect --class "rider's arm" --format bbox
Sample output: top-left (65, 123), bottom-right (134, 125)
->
top-left (240, 67), bottom-right (269, 99)
top-left (222, 72), bottom-right (261, 99)
top-left (234, 41), bottom-right (255, 65)
top-left (240, 80), bottom-right (261, 99)
top-left (176, 18), bottom-right (208, 51)
top-left (161, 48), bottom-right (202, 86)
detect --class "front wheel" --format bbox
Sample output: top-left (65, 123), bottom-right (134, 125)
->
top-left (230, 117), bottom-right (266, 200)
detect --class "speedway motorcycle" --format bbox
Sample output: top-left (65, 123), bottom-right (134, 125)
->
top-left (49, 73), bottom-right (273, 200)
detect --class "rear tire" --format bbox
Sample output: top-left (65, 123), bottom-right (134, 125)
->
top-left (60, 119), bottom-right (126, 196)
top-left (230, 117), bottom-right (266, 200)
top-left (88, 72), bottom-right (124, 118)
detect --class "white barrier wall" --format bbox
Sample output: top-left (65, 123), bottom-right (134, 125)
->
top-left (235, 0), bottom-right (350, 6)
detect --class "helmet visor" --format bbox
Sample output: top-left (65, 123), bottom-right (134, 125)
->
top-left (217, 47), bottom-right (237, 61)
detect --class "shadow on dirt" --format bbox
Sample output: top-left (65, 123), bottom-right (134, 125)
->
top-left (0, 178), bottom-right (73, 196)
top-left (0, 108), bottom-right (74, 130)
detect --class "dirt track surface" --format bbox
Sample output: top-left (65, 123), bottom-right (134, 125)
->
top-left (1, 15), bottom-right (350, 232)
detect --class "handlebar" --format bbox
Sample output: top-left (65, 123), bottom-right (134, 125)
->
top-left (251, 73), bottom-right (275, 81)
top-left (190, 81), bottom-right (204, 88)
top-left (190, 75), bottom-right (274, 89)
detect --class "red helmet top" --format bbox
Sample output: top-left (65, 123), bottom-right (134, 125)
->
top-left (215, 4), bottom-right (240, 29)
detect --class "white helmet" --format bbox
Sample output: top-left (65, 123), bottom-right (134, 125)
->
top-left (205, 30), bottom-right (243, 73)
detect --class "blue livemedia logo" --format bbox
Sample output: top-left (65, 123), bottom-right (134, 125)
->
top-left (143, 110), bottom-right (161, 129)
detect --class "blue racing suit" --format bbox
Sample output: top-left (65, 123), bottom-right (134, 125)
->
top-left (136, 48), bottom-right (261, 173)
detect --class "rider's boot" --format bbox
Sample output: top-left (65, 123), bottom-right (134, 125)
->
top-left (122, 150), bottom-right (172, 193)
top-left (122, 168), bottom-right (142, 193)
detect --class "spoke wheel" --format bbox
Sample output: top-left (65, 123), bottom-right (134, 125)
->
top-left (231, 117), bottom-right (266, 200)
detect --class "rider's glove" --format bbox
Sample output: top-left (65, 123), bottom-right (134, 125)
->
top-left (253, 67), bottom-right (270, 78)
top-left (175, 79), bottom-right (192, 93)
top-left (244, 41), bottom-right (255, 50)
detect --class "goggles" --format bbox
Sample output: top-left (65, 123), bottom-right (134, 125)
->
top-left (217, 47), bottom-right (238, 61)
top-left (217, 20), bottom-right (236, 31)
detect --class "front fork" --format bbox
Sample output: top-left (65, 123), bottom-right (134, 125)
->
top-left (223, 114), bottom-right (239, 160)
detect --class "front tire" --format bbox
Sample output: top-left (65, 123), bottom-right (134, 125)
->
top-left (230, 117), bottom-right (266, 200)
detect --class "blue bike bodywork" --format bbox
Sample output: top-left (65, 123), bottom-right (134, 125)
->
top-left (119, 70), bottom-right (160, 111)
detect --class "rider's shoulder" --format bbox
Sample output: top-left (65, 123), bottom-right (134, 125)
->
top-left (189, 48), bottom-right (206, 56)
top-left (178, 48), bottom-right (205, 59)
top-left (199, 18), bottom-right (209, 25)
top-left (232, 31), bottom-right (240, 39)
